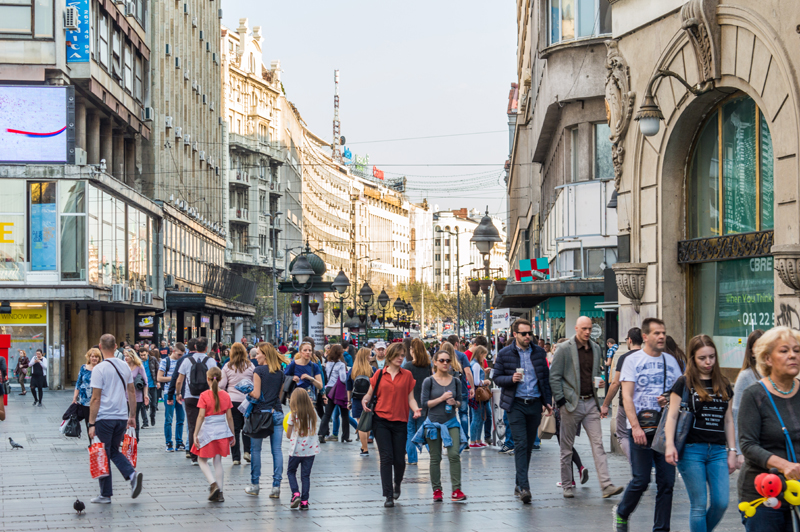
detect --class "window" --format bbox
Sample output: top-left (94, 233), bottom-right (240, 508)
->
top-left (30, 182), bottom-right (57, 272)
top-left (111, 29), bottom-right (122, 81)
top-left (0, 180), bottom-right (26, 281)
top-left (123, 44), bottom-right (133, 93)
top-left (59, 181), bottom-right (86, 281)
top-left (549, 0), bottom-right (611, 45)
top-left (570, 128), bottom-right (579, 181)
top-left (98, 14), bottom-right (109, 68)
top-left (134, 55), bottom-right (143, 102)
top-left (0, 0), bottom-right (53, 38)
top-left (594, 123), bottom-right (613, 180)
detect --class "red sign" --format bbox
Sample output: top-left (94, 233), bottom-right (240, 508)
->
top-left (372, 166), bottom-right (384, 180)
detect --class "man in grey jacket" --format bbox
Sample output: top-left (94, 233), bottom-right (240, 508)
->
top-left (550, 316), bottom-right (623, 499)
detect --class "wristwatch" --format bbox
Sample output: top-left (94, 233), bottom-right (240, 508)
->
top-left (727, 448), bottom-right (737, 452)
top-left (88, 423), bottom-right (95, 428)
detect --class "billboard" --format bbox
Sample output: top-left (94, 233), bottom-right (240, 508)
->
top-left (66, 0), bottom-right (90, 63)
top-left (0, 86), bottom-right (76, 164)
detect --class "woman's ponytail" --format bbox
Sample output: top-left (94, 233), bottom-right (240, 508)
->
top-left (207, 366), bottom-right (222, 412)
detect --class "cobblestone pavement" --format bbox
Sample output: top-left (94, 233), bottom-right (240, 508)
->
top-left (0, 388), bottom-right (744, 531)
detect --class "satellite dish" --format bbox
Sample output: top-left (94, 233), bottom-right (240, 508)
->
top-left (340, 136), bottom-right (346, 145)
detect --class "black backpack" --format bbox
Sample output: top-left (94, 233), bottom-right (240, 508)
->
top-left (351, 375), bottom-right (371, 401)
top-left (188, 356), bottom-right (211, 396)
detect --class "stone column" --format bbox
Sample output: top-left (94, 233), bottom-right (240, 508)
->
top-left (100, 119), bottom-right (113, 172)
top-left (113, 134), bottom-right (125, 181)
top-left (87, 113), bottom-right (100, 164)
top-left (75, 100), bottom-right (86, 153)
top-left (125, 138), bottom-right (136, 188)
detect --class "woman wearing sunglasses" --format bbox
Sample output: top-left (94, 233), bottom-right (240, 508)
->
top-left (417, 350), bottom-right (468, 502)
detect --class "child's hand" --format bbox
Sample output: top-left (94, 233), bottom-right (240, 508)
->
top-left (229, 436), bottom-right (235, 447)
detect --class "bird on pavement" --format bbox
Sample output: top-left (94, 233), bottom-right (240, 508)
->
top-left (8, 438), bottom-right (23, 449)
top-left (73, 499), bottom-right (86, 514)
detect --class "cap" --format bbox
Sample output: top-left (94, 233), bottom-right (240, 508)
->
top-left (375, 341), bottom-right (387, 349)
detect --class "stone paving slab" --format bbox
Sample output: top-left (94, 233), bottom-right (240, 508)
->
top-left (0, 389), bottom-right (745, 531)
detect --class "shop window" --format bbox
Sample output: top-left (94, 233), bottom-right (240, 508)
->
top-left (689, 95), bottom-right (773, 238)
top-left (0, 0), bottom-right (53, 38)
top-left (594, 123), bottom-right (613, 180)
top-left (549, 0), bottom-right (611, 45)
top-left (59, 181), bottom-right (86, 281)
top-left (30, 182), bottom-right (57, 272)
top-left (0, 180), bottom-right (26, 281)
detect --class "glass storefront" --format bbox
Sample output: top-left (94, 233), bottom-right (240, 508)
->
top-left (0, 303), bottom-right (48, 378)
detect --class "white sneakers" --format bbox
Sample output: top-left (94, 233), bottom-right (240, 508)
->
top-left (245, 484), bottom-right (260, 496)
top-left (91, 496), bottom-right (111, 504)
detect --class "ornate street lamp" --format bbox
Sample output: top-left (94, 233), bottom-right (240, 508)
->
top-left (331, 269), bottom-right (350, 341)
top-left (635, 69), bottom-right (713, 137)
top-left (377, 289), bottom-right (390, 329)
top-left (471, 208), bottom-right (502, 336)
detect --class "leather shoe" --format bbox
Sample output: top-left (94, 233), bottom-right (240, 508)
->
top-left (519, 489), bottom-right (532, 504)
top-left (384, 496), bottom-right (395, 508)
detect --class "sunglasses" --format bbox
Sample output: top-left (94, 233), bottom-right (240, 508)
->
top-left (516, 331), bottom-right (533, 337)
top-left (437, 358), bottom-right (451, 364)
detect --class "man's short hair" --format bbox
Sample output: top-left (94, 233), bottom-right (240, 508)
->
top-left (472, 335), bottom-right (488, 348)
top-left (511, 318), bottom-right (532, 334)
top-left (447, 335), bottom-right (458, 346)
top-left (99, 334), bottom-right (116, 351)
top-left (627, 327), bottom-right (643, 345)
top-left (195, 336), bottom-right (208, 352)
top-left (641, 318), bottom-right (665, 335)
top-left (186, 338), bottom-right (198, 351)
top-left (174, 342), bottom-right (185, 353)
top-left (607, 338), bottom-right (616, 345)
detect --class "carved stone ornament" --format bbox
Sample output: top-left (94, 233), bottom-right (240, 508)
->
top-left (612, 262), bottom-right (647, 313)
top-left (773, 244), bottom-right (800, 295)
top-left (604, 40), bottom-right (636, 191)
top-left (680, 0), bottom-right (721, 83)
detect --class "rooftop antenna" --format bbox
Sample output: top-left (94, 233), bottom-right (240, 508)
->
top-left (332, 69), bottom-right (342, 162)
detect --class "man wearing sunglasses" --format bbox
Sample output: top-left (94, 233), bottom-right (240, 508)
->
top-left (492, 318), bottom-right (552, 504)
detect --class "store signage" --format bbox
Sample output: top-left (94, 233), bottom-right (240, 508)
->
top-left (353, 154), bottom-right (369, 173)
top-left (31, 202), bottom-right (57, 271)
top-left (491, 308), bottom-right (512, 329)
top-left (372, 166), bottom-right (384, 180)
top-left (66, 0), bottom-right (90, 63)
top-left (0, 86), bottom-right (75, 164)
top-left (515, 258), bottom-right (550, 282)
top-left (0, 309), bottom-right (47, 325)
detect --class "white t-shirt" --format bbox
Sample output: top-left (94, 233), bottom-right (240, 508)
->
top-left (90, 358), bottom-right (133, 421)
top-left (619, 349), bottom-right (682, 428)
top-left (286, 414), bottom-right (320, 457)
top-left (177, 352), bottom-right (218, 400)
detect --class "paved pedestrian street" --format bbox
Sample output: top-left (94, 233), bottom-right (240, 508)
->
top-left (0, 389), bottom-right (743, 532)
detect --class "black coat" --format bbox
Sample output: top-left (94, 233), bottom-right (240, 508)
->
top-left (492, 342), bottom-right (552, 412)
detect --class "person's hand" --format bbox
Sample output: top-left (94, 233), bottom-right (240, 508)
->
top-left (144, 395), bottom-right (149, 406)
top-left (728, 451), bottom-right (738, 474)
top-left (88, 426), bottom-right (96, 439)
top-left (72, 399), bottom-right (78, 404)
top-left (446, 398), bottom-right (457, 406)
top-left (229, 436), bottom-right (235, 447)
top-left (469, 388), bottom-right (475, 399)
top-left (362, 398), bottom-right (372, 413)
top-left (441, 390), bottom-right (453, 402)
top-left (293, 376), bottom-right (300, 383)
top-left (737, 454), bottom-right (745, 469)
top-left (657, 395), bottom-right (668, 408)
top-left (600, 404), bottom-right (609, 418)
top-left (631, 426), bottom-right (647, 446)
top-left (598, 380), bottom-right (605, 389)
top-left (783, 462), bottom-right (800, 481)
top-left (412, 408), bottom-right (422, 419)
top-left (127, 416), bottom-right (136, 429)
top-left (167, 399), bottom-right (173, 406)
top-left (543, 404), bottom-right (553, 415)
top-left (177, 394), bottom-right (184, 405)
top-left (512, 372), bottom-right (523, 383)
top-left (157, 383), bottom-right (161, 390)
top-left (665, 444), bottom-right (678, 466)
top-left (301, 374), bottom-right (313, 381)
top-left (323, 396), bottom-right (328, 405)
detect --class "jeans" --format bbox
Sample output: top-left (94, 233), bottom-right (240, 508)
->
top-left (332, 405), bottom-right (358, 436)
top-left (95, 419), bottom-right (135, 498)
top-left (184, 398), bottom-right (200, 462)
top-left (678, 443), bottom-right (729, 532)
top-left (163, 401), bottom-right (185, 446)
top-left (250, 410), bottom-right (284, 486)
top-left (148, 387), bottom-right (158, 424)
top-left (427, 426), bottom-right (461, 491)
top-left (458, 399), bottom-right (469, 438)
top-left (617, 430), bottom-right (676, 532)
top-left (318, 400), bottom-right (350, 441)
top-left (231, 401), bottom-right (251, 462)
top-left (287, 456), bottom-right (315, 501)
top-left (406, 412), bottom-right (425, 463)
top-left (503, 411), bottom-right (514, 448)
top-left (507, 398), bottom-right (542, 491)
top-left (373, 415), bottom-right (407, 497)
top-left (470, 402), bottom-right (492, 441)
top-left (741, 507), bottom-right (794, 532)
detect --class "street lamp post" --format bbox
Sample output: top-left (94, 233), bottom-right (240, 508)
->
top-left (358, 281), bottom-right (374, 332)
top-left (377, 289), bottom-right (390, 328)
top-left (331, 268), bottom-right (351, 343)
top-left (470, 208), bottom-right (502, 337)
top-left (289, 249), bottom-right (315, 340)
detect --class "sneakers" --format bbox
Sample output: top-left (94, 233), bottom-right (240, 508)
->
top-left (563, 487), bottom-right (575, 498)
top-left (341, 438), bottom-right (352, 443)
top-left (270, 486), bottom-right (280, 498)
top-left (519, 489), bottom-right (532, 504)
top-left (91, 496), bottom-right (111, 504)
top-left (211, 491), bottom-right (224, 503)
top-left (451, 489), bottom-right (467, 502)
top-left (208, 482), bottom-right (220, 501)
top-left (469, 442), bottom-right (483, 449)
top-left (130, 472), bottom-right (143, 499)
top-left (603, 485), bottom-right (624, 498)
top-left (327, 435), bottom-right (339, 442)
top-left (500, 444), bottom-right (514, 454)
top-left (580, 466), bottom-right (590, 485)
top-left (244, 484), bottom-right (260, 496)
top-left (433, 489), bottom-right (443, 502)
top-left (300, 501), bottom-right (309, 510)
top-left (556, 481), bottom-right (576, 488)
top-left (319, 437), bottom-right (327, 444)
top-left (165, 444), bottom-right (174, 452)
top-left (514, 485), bottom-right (521, 497)
top-left (507, 448), bottom-right (515, 456)
top-left (360, 449), bottom-right (369, 457)
top-left (232, 460), bottom-right (241, 465)
top-left (291, 492), bottom-right (301, 509)
top-left (243, 452), bottom-right (251, 462)
top-left (613, 506), bottom-right (629, 532)
top-left (408, 461), bottom-right (417, 465)
top-left (532, 443), bottom-right (541, 450)
top-left (176, 443), bottom-right (186, 451)
top-left (185, 452), bottom-right (192, 459)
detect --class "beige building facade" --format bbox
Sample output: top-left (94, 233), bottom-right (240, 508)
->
top-left (608, 0), bottom-right (800, 374)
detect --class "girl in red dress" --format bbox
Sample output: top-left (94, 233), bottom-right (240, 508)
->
top-left (192, 367), bottom-right (234, 502)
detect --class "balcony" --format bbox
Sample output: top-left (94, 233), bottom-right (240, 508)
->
top-left (229, 208), bottom-right (250, 224)
top-left (229, 169), bottom-right (252, 187)
top-left (228, 250), bottom-right (255, 265)
top-left (229, 132), bottom-right (284, 162)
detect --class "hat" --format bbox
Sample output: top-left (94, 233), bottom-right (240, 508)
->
top-left (375, 341), bottom-right (387, 349)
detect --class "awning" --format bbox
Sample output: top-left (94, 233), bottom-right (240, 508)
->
top-left (542, 297), bottom-right (565, 319)
top-left (493, 278), bottom-right (605, 310)
top-left (166, 291), bottom-right (256, 317)
top-left (581, 295), bottom-right (604, 318)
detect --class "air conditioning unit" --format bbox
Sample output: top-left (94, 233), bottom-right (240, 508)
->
top-left (197, 84), bottom-right (201, 95)
top-left (111, 284), bottom-right (127, 302)
top-left (124, 286), bottom-right (131, 301)
top-left (142, 107), bottom-right (154, 121)
top-left (184, 69), bottom-right (189, 80)
top-left (131, 289), bottom-right (143, 304)
top-left (218, 117), bottom-right (223, 126)
top-left (175, 56), bottom-right (181, 69)
top-left (143, 292), bottom-right (153, 305)
top-left (199, 150), bottom-right (205, 161)
top-left (210, 101), bottom-right (214, 111)
top-left (192, 141), bottom-right (198, 152)
top-left (184, 134), bottom-right (191, 145)
top-left (75, 147), bottom-right (87, 166)
top-left (125, 1), bottom-right (135, 17)
top-left (199, 30), bottom-right (204, 41)
top-left (218, 8), bottom-right (223, 19)
top-left (165, 43), bottom-right (171, 56)
top-left (64, 6), bottom-right (79, 31)
top-left (206, 42), bottom-right (211, 52)
top-left (165, 115), bottom-right (173, 128)
top-left (212, 53), bottom-right (217, 65)
top-left (183, 3), bottom-right (188, 14)
top-left (192, 16), bottom-right (197, 27)
top-left (165, 274), bottom-right (176, 289)
top-left (174, 126), bottom-right (182, 138)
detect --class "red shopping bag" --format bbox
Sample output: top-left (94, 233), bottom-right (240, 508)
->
top-left (89, 437), bottom-right (110, 479)
top-left (121, 427), bottom-right (137, 468)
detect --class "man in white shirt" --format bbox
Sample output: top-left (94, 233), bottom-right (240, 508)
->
top-left (88, 334), bottom-right (143, 504)
top-left (175, 337), bottom-right (217, 464)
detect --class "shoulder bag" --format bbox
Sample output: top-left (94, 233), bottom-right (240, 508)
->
top-left (636, 355), bottom-right (667, 442)
top-left (243, 373), bottom-right (274, 439)
top-left (356, 369), bottom-right (384, 433)
top-left (758, 381), bottom-right (798, 463)
top-left (650, 382), bottom-right (694, 455)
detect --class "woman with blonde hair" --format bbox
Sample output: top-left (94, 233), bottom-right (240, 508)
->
top-left (125, 348), bottom-right (149, 439)
top-left (348, 347), bottom-right (376, 455)
top-left (403, 338), bottom-right (432, 464)
top-left (220, 342), bottom-right (255, 464)
top-left (468, 345), bottom-right (492, 448)
top-left (738, 327), bottom-right (800, 531)
top-left (73, 347), bottom-right (102, 441)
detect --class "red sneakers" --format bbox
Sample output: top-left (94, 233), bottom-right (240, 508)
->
top-left (451, 489), bottom-right (467, 502)
top-left (433, 489), bottom-right (443, 502)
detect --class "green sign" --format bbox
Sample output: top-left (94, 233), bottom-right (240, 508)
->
top-left (366, 329), bottom-right (390, 340)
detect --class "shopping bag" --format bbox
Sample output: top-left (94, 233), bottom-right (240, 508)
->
top-left (538, 412), bottom-right (557, 440)
top-left (89, 437), bottom-right (109, 479)
top-left (121, 427), bottom-right (138, 468)
top-left (64, 414), bottom-right (82, 438)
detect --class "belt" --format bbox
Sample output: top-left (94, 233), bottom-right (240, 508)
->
top-left (579, 394), bottom-right (594, 400)
top-left (515, 397), bottom-right (541, 405)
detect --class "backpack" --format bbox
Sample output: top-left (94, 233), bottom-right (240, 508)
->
top-left (351, 374), bottom-right (371, 401)
top-left (188, 356), bottom-right (211, 396)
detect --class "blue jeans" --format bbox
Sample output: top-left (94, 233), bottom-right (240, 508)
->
top-left (617, 430), bottom-right (676, 532)
top-left (95, 419), bottom-right (135, 498)
top-left (249, 410), bottom-right (284, 487)
top-left (470, 402), bottom-right (491, 441)
top-left (678, 444), bottom-right (729, 532)
top-left (164, 401), bottom-right (185, 446)
top-left (503, 411), bottom-right (514, 448)
top-left (287, 455), bottom-right (315, 501)
top-left (459, 399), bottom-right (469, 438)
top-left (406, 411), bottom-right (425, 463)
top-left (741, 507), bottom-right (794, 532)
top-left (332, 405), bottom-right (358, 436)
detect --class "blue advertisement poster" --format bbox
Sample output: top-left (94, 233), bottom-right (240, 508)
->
top-left (66, 0), bottom-right (90, 63)
top-left (31, 203), bottom-right (57, 271)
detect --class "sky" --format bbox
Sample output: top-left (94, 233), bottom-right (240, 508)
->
top-left (222, 1), bottom-right (517, 222)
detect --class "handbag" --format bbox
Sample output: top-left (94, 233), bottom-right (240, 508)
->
top-left (636, 355), bottom-right (667, 441)
top-left (538, 413), bottom-right (557, 439)
top-left (64, 414), bottom-right (82, 438)
top-left (244, 409), bottom-right (274, 439)
top-left (356, 369), bottom-right (384, 433)
top-left (650, 384), bottom-right (694, 455)
top-left (475, 385), bottom-right (492, 403)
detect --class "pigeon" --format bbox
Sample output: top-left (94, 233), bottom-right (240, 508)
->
top-left (73, 499), bottom-right (85, 515)
top-left (8, 437), bottom-right (23, 449)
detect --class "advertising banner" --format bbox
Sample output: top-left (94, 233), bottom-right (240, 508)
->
top-left (66, 0), bottom-right (90, 63)
top-left (31, 203), bottom-right (57, 271)
top-left (0, 86), bottom-right (75, 164)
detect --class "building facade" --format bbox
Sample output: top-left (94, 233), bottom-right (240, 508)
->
top-left (409, 200), bottom-right (434, 286)
top-left (608, 0), bottom-right (800, 376)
